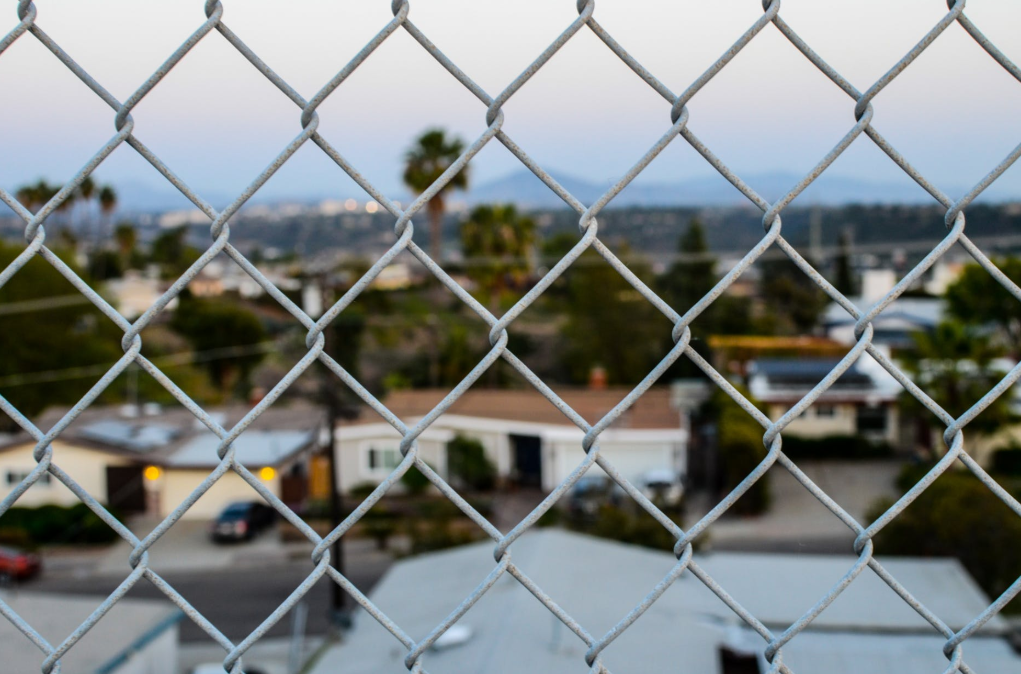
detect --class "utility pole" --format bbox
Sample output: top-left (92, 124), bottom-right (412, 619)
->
top-left (323, 382), bottom-right (351, 629)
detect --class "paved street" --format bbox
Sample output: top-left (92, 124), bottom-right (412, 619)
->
top-left (28, 539), bottom-right (392, 644)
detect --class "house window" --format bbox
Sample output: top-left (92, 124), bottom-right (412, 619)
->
top-left (815, 405), bottom-right (836, 418)
top-left (856, 405), bottom-right (888, 434)
top-left (6, 469), bottom-right (51, 486)
top-left (366, 446), bottom-right (402, 473)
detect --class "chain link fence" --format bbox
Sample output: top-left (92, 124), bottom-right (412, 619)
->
top-left (1, 1), bottom-right (1020, 672)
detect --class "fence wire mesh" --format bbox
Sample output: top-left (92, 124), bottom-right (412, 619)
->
top-left (1, 1), bottom-right (1020, 672)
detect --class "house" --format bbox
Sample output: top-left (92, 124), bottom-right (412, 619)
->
top-left (0, 402), bottom-right (325, 520)
top-left (822, 296), bottom-right (944, 349)
top-left (0, 592), bottom-right (181, 674)
top-left (335, 388), bottom-right (686, 494)
top-left (310, 530), bottom-right (1021, 674)
top-left (747, 353), bottom-right (901, 447)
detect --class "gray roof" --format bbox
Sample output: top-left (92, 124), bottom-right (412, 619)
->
top-left (165, 429), bottom-right (314, 468)
top-left (1, 401), bottom-right (324, 468)
top-left (311, 530), bottom-right (1017, 674)
top-left (0, 592), bottom-right (180, 674)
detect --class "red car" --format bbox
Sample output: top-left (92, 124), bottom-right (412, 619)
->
top-left (0, 546), bottom-right (42, 584)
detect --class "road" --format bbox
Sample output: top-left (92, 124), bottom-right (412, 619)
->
top-left (27, 557), bottom-right (390, 643)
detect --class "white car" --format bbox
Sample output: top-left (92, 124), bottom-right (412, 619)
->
top-left (638, 468), bottom-right (684, 507)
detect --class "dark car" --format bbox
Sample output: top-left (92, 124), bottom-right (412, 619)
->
top-left (0, 546), bottom-right (41, 584)
top-left (567, 475), bottom-right (621, 519)
top-left (209, 501), bottom-right (276, 543)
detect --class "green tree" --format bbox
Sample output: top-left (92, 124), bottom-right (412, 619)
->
top-left (114, 223), bottom-right (138, 267)
top-left (553, 241), bottom-right (668, 386)
top-left (0, 241), bottom-right (122, 424)
top-left (660, 219), bottom-right (715, 316)
top-left (460, 203), bottom-right (536, 311)
top-left (705, 386), bottom-right (771, 515)
top-left (150, 226), bottom-right (200, 279)
top-left (869, 471), bottom-right (1021, 611)
top-left (900, 321), bottom-right (1015, 447)
top-left (403, 129), bottom-right (468, 262)
top-left (758, 255), bottom-right (827, 334)
top-left (170, 296), bottom-right (268, 395)
top-left (834, 229), bottom-right (856, 296)
top-left (446, 435), bottom-right (496, 491)
top-left (945, 257), bottom-right (1021, 352)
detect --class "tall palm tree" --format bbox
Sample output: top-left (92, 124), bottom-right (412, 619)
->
top-left (460, 203), bottom-right (536, 311)
top-left (402, 129), bottom-right (468, 262)
top-left (98, 184), bottom-right (117, 239)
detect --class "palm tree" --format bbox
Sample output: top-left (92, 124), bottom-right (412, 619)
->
top-left (460, 203), bottom-right (536, 311)
top-left (98, 184), bottom-right (117, 239)
top-left (900, 321), bottom-right (1016, 456)
top-left (402, 129), bottom-right (468, 262)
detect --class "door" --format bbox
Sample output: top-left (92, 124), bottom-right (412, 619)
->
top-left (510, 434), bottom-right (542, 489)
top-left (105, 466), bottom-right (146, 513)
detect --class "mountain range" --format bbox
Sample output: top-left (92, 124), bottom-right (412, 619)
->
top-left (108, 169), bottom-right (1017, 213)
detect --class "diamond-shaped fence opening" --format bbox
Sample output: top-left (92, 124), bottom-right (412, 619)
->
top-left (2, 1), bottom-right (1021, 672)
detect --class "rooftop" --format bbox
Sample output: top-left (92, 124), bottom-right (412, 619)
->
top-left (350, 387), bottom-right (679, 430)
top-left (2, 401), bottom-right (324, 468)
top-left (0, 592), bottom-right (180, 674)
top-left (312, 530), bottom-right (1016, 674)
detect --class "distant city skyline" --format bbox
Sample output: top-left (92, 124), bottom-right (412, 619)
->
top-left (1, 0), bottom-right (1020, 213)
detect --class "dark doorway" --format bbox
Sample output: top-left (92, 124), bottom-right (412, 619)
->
top-left (510, 434), bottom-right (542, 488)
top-left (106, 466), bottom-right (146, 513)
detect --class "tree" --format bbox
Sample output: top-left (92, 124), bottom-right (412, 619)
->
top-left (834, 229), bottom-right (856, 296)
top-left (150, 226), bottom-right (201, 279)
top-left (544, 235), bottom-right (668, 386)
top-left (900, 321), bottom-right (1016, 447)
top-left (460, 204), bottom-right (536, 311)
top-left (170, 296), bottom-right (268, 395)
top-left (704, 386), bottom-right (770, 515)
top-left (97, 185), bottom-right (117, 240)
top-left (446, 435), bottom-right (496, 491)
top-left (945, 257), bottom-right (1021, 353)
top-left (403, 129), bottom-right (468, 262)
top-left (758, 254), bottom-right (828, 334)
top-left (660, 219), bottom-right (715, 316)
top-left (869, 471), bottom-right (1021, 611)
top-left (114, 223), bottom-right (137, 264)
top-left (0, 241), bottom-right (122, 425)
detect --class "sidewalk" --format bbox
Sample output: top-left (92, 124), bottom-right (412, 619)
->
top-left (688, 460), bottom-right (902, 551)
top-left (94, 517), bottom-right (312, 576)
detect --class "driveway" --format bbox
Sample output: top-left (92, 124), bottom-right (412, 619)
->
top-left (689, 460), bottom-right (903, 553)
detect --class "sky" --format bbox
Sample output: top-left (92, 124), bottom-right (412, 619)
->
top-left (1, 0), bottom-right (1020, 208)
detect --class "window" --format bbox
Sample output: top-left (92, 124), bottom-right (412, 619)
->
top-left (366, 446), bottom-right (402, 474)
top-left (815, 405), bottom-right (836, 418)
top-left (6, 470), bottom-right (51, 486)
top-left (856, 405), bottom-right (888, 434)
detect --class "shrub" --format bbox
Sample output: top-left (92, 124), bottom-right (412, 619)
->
top-left (0, 503), bottom-right (121, 546)
top-left (705, 387), bottom-right (771, 516)
top-left (400, 464), bottom-right (432, 495)
top-left (868, 471), bottom-right (1021, 611)
top-left (446, 435), bottom-right (496, 492)
top-left (992, 446), bottom-right (1021, 475)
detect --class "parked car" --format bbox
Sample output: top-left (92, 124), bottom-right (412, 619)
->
top-left (638, 468), bottom-right (684, 507)
top-left (209, 501), bottom-right (276, 543)
top-left (0, 546), bottom-right (42, 584)
top-left (567, 474), bottom-right (622, 518)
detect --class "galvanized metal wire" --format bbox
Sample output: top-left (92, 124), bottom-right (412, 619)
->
top-left (1, 1), bottom-right (1020, 672)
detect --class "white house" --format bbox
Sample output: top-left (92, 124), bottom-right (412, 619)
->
top-left (311, 530), bottom-right (1021, 674)
top-left (747, 354), bottom-right (902, 447)
top-left (335, 388), bottom-right (687, 494)
top-left (0, 402), bottom-right (324, 520)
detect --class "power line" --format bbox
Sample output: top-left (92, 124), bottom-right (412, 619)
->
top-left (0, 341), bottom-right (278, 388)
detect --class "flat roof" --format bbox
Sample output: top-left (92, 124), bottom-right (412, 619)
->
top-left (0, 592), bottom-right (181, 674)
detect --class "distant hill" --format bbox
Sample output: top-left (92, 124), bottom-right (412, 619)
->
top-left (466, 169), bottom-right (1016, 209)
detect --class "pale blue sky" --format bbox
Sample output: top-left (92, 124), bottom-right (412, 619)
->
top-left (1, 0), bottom-right (1019, 205)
